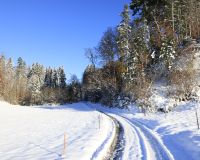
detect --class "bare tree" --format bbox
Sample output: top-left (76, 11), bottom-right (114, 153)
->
top-left (85, 48), bottom-right (97, 67)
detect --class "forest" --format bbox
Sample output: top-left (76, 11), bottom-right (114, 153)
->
top-left (0, 0), bottom-right (200, 111)
top-left (0, 56), bottom-right (82, 105)
top-left (82, 0), bottom-right (200, 110)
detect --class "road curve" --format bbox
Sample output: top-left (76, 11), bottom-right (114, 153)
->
top-left (103, 112), bottom-right (175, 160)
top-left (98, 111), bottom-right (125, 160)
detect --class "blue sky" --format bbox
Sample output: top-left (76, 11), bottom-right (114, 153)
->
top-left (0, 0), bottom-right (131, 80)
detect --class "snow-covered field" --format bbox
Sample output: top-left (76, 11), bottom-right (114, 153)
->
top-left (0, 102), bottom-right (115, 160)
top-left (0, 100), bottom-right (200, 160)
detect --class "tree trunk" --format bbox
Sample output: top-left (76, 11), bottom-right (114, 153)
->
top-left (195, 107), bottom-right (200, 130)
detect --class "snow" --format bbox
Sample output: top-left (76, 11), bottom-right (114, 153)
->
top-left (151, 51), bottom-right (155, 59)
top-left (86, 80), bottom-right (200, 159)
top-left (89, 100), bottom-right (200, 160)
top-left (108, 113), bottom-right (143, 159)
top-left (130, 101), bottom-right (200, 160)
top-left (0, 91), bottom-right (200, 160)
top-left (91, 84), bottom-right (200, 160)
top-left (0, 102), bottom-right (115, 160)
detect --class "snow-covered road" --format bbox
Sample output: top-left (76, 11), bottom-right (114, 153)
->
top-left (92, 101), bottom-right (200, 160)
top-left (101, 112), bottom-right (175, 160)
top-left (89, 101), bottom-right (176, 160)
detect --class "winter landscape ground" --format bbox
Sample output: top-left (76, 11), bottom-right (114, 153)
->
top-left (0, 102), bottom-right (115, 160)
top-left (0, 99), bottom-right (199, 160)
top-left (1, 0), bottom-right (200, 160)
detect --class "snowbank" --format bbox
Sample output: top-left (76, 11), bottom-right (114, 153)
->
top-left (90, 99), bottom-right (200, 160)
top-left (132, 101), bottom-right (200, 160)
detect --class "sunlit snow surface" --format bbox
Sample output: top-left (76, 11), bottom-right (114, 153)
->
top-left (0, 102), bottom-right (114, 160)
top-left (0, 98), bottom-right (200, 160)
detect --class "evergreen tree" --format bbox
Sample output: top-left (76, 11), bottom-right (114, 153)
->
top-left (58, 67), bottom-right (66, 88)
top-left (16, 57), bottom-right (26, 78)
top-left (52, 69), bottom-right (58, 88)
top-left (44, 68), bottom-right (52, 87)
top-left (159, 37), bottom-right (176, 70)
top-left (117, 4), bottom-right (132, 93)
top-left (117, 4), bottom-right (131, 64)
top-left (28, 74), bottom-right (42, 104)
top-left (15, 57), bottom-right (27, 104)
top-left (27, 63), bottom-right (45, 104)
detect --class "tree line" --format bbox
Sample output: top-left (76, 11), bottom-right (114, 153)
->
top-left (1, 0), bottom-right (200, 110)
top-left (0, 56), bottom-right (81, 105)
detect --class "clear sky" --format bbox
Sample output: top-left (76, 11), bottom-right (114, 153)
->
top-left (0, 0), bottom-right (131, 80)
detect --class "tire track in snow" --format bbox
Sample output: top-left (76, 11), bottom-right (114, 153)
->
top-left (90, 112), bottom-right (120, 160)
top-left (93, 109), bottom-right (147, 159)
top-left (85, 104), bottom-right (124, 160)
top-left (105, 113), bottom-right (175, 160)
top-left (98, 112), bottom-right (125, 160)
top-left (107, 114), bottom-right (143, 160)
top-left (121, 115), bottom-right (175, 160)
top-left (112, 121), bottom-right (125, 160)
top-left (87, 103), bottom-right (174, 160)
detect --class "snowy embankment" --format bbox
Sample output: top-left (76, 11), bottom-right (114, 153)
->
top-left (91, 104), bottom-right (174, 160)
top-left (0, 102), bottom-right (116, 160)
top-left (91, 99), bottom-right (200, 160)
top-left (131, 102), bottom-right (200, 160)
